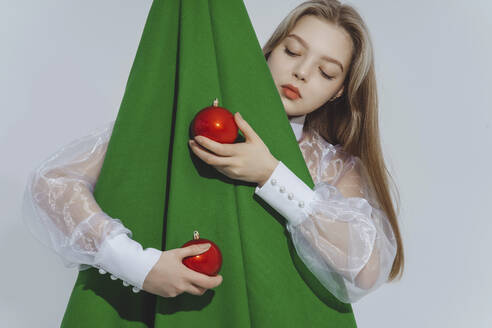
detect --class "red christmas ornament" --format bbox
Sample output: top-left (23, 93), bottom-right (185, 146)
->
top-left (191, 98), bottom-right (238, 144)
top-left (181, 230), bottom-right (223, 276)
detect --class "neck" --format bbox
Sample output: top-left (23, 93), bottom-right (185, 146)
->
top-left (288, 114), bottom-right (306, 123)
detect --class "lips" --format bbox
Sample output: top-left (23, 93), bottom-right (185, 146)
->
top-left (281, 84), bottom-right (301, 99)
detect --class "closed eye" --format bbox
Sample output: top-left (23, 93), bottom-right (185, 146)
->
top-left (283, 47), bottom-right (334, 80)
top-left (319, 68), bottom-right (334, 80)
top-left (284, 47), bottom-right (298, 57)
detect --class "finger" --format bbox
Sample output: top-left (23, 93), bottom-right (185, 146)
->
top-left (179, 243), bottom-right (211, 259)
top-left (186, 270), bottom-right (223, 289)
top-left (193, 135), bottom-right (236, 157)
top-left (189, 140), bottom-right (233, 167)
top-left (185, 283), bottom-right (207, 296)
top-left (234, 112), bottom-right (259, 143)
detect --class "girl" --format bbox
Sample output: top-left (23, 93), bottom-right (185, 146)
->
top-left (191, 0), bottom-right (404, 301)
top-left (22, 0), bottom-right (403, 307)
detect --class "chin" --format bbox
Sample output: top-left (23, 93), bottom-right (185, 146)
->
top-left (285, 108), bottom-right (304, 117)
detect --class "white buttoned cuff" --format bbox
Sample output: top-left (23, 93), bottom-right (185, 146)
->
top-left (93, 233), bottom-right (162, 292)
top-left (255, 161), bottom-right (315, 226)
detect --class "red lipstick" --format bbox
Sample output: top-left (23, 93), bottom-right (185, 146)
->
top-left (281, 84), bottom-right (301, 100)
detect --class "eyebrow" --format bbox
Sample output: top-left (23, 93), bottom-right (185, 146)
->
top-left (286, 33), bottom-right (344, 73)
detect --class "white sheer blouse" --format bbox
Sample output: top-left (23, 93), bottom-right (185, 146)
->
top-left (22, 121), bottom-right (162, 293)
top-left (255, 114), bottom-right (397, 303)
top-left (22, 115), bottom-right (397, 302)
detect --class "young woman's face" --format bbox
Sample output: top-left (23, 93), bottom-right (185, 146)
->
top-left (267, 15), bottom-right (354, 118)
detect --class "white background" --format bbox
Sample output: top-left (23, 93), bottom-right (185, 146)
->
top-left (2, 0), bottom-right (491, 327)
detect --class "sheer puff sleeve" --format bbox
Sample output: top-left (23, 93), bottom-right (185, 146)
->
top-left (22, 120), bottom-right (162, 291)
top-left (254, 156), bottom-right (397, 303)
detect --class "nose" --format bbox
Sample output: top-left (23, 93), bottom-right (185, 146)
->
top-left (292, 55), bottom-right (314, 82)
top-left (293, 72), bottom-right (306, 81)
top-left (293, 64), bottom-right (308, 82)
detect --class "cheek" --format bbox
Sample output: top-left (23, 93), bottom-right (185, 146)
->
top-left (268, 62), bottom-right (283, 82)
top-left (310, 85), bottom-right (333, 106)
top-left (269, 51), bottom-right (287, 73)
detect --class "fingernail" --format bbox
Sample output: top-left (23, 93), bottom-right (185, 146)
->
top-left (236, 112), bottom-right (241, 118)
top-left (202, 243), bottom-right (211, 249)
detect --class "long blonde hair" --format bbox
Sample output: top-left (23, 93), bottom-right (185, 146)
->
top-left (262, 0), bottom-right (404, 282)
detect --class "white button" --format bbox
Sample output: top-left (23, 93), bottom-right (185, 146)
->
top-left (298, 201), bottom-right (305, 208)
top-left (271, 178), bottom-right (277, 185)
top-left (279, 186), bottom-right (286, 193)
top-left (98, 268), bottom-right (107, 275)
top-left (132, 286), bottom-right (140, 293)
top-left (110, 274), bottom-right (118, 280)
top-left (288, 192), bottom-right (294, 200)
top-left (123, 281), bottom-right (129, 287)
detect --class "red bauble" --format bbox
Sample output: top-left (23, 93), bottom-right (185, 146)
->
top-left (191, 98), bottom-right (238, 144)
top-left (181, 231), bottom-right (222, 276)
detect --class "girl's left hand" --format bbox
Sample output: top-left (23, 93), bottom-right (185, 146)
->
top-left (188, 112), bottom-right (279, 186)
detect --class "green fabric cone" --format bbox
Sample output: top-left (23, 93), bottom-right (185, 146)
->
top-left (60, 0), bottom-right (357, 326)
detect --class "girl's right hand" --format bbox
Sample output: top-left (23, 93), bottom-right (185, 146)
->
top-left (142, 243), bottom-right (223, 298)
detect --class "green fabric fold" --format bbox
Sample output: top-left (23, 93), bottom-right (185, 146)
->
top-left (61, 0), bottom-right (356, 326)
